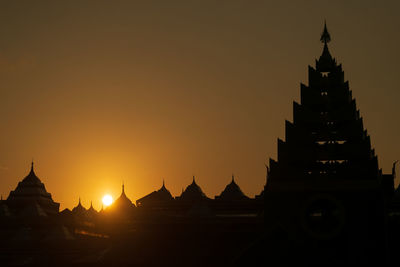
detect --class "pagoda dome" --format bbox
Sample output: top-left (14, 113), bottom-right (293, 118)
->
top-left (10, 163), bottom-right (51, 198)
top-left (178, 176), bottom-right (209, 201)
top-left (216, 175), bottom-right (249, 201)
top-left (136, 180), bottom-right (173, 206)
top-left (7, 162), bottom-right (60, 215)
top-left (156, 180), bottom-right (173, 200)
top-left (86, 201), bottom-right (98, 218)
top-left (111, 183), bottom-right (136, 209)
top-left (72, 197), bottom-right (87, 216)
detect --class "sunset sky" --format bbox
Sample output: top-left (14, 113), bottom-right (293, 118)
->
top-left (0, 1), bottom-right (399, 210)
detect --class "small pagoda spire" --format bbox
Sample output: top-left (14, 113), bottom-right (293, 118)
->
top-left (30, 160), bottom-right (35, 174)
top-left (320, 20), bottom-right (331, 44)
top-left (162, 179), bottom-right (165, 187)
top-left (78, 197), bottom-right (81, 205)
top-left (317, 21), bottom-right (335, 72)
top-left (192, 175), bottom-right (196, 184)
top-left (90, 201), bottom-right (93, 208)
top-left (232, 174), bottom-right (235, 183)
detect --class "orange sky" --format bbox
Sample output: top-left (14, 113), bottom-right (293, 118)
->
top-left (0, 1), bottom-right (399, 210)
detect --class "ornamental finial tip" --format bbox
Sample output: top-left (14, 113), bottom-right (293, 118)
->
top-left (320, 20), bottom-right (331, 44)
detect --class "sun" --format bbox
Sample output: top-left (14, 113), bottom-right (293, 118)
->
top-left (102, 194), bottom-right (113, 207)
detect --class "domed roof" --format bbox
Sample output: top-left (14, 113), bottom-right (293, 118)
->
top-left (156, 180), bottom-right (173, 200)
top-left (136, 180), bottom-right (173, 206)
top-left (112, 183), bottom-right (136, 209)
top-left (216, 175), bottom-right (249, 200)
top-left (22, 162), bottom-right (42, 184)
top-left (7, 162), bottom-right (60, 215)
top-left (86, 201), bottom-right (98, 218)
top-left (8, 162), bottom-right (52, 199)
top-left (72, 197), bottom-right (87, 215)
top-left (179, 176), bottom-right (208, 201)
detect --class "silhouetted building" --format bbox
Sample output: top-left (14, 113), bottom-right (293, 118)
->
top-left (263, 23), bottom-right (394, 264)
top-left (176, 176), bottom-right (210, 201)
top-left (71, 197), bottom-right (87, 216)
top-left (215, 175), bottom-right (249, 201)
top-left (104, 184), bottom-right (136, 223)
top-left (136, 180), bottom-right (174, 207)
top-left (86, 201), bottom-right (98, 219)
top-left (214, 175), bottom-right (262, 216)
top-left (111, 183), bottom-right (136, 210)
top-left (6, 162), bottom-right (60, 216)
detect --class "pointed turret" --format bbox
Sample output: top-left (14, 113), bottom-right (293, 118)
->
top-left (86, 200), bottom-right (98, 218)
top-left (136, 179), bottom-right (174, 207)
top-left (216, 175), bottom-right (249, 200)
top-left (177, 176), bottom-right (209, 201)
top-left (111, 182), bottom-right (136, 209)
top-left (72, 197), bottom-right (87, 216)
top-left (158, 179), bottom-right (172, 199)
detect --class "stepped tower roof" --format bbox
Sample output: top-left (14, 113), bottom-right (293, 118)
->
top-left (267, 22), bottom-right (382, 187)
top-left (7, 162), bottom-right (59, 215)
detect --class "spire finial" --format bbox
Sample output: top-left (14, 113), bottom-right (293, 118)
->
top-left (30, 160), bottom-right (34, 173)
top-left (320, 20), bottom-right (331, 44)
top-left (122, 182), bottom-right (125, 194)
top-left (163, 179), bottom-right (165, 186)
top-left (90, 201), bottom-right (93, 208)
top-left (232, 174), bottom-right (235, 183)
top-left (79, 197), bottom-right (81, 205)
top-left (193, 175), bottom-right (195, 183)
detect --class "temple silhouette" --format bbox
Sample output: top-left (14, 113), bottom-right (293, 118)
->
top-left (0, 23), bottom-right (399, 266)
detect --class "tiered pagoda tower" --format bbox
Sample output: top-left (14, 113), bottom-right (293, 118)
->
top-left (7, 162), bottom-right (60, 216)
top-left (268, 23), bottom-right (380, 184)
top-left (264, 23), bottom-right (394, 264)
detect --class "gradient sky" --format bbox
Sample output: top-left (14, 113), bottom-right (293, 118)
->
top-left (0, 1), bottom-right (399, 210)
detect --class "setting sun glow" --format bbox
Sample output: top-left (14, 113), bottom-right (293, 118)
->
top-left (102, 194), bottom-right (113, 207)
